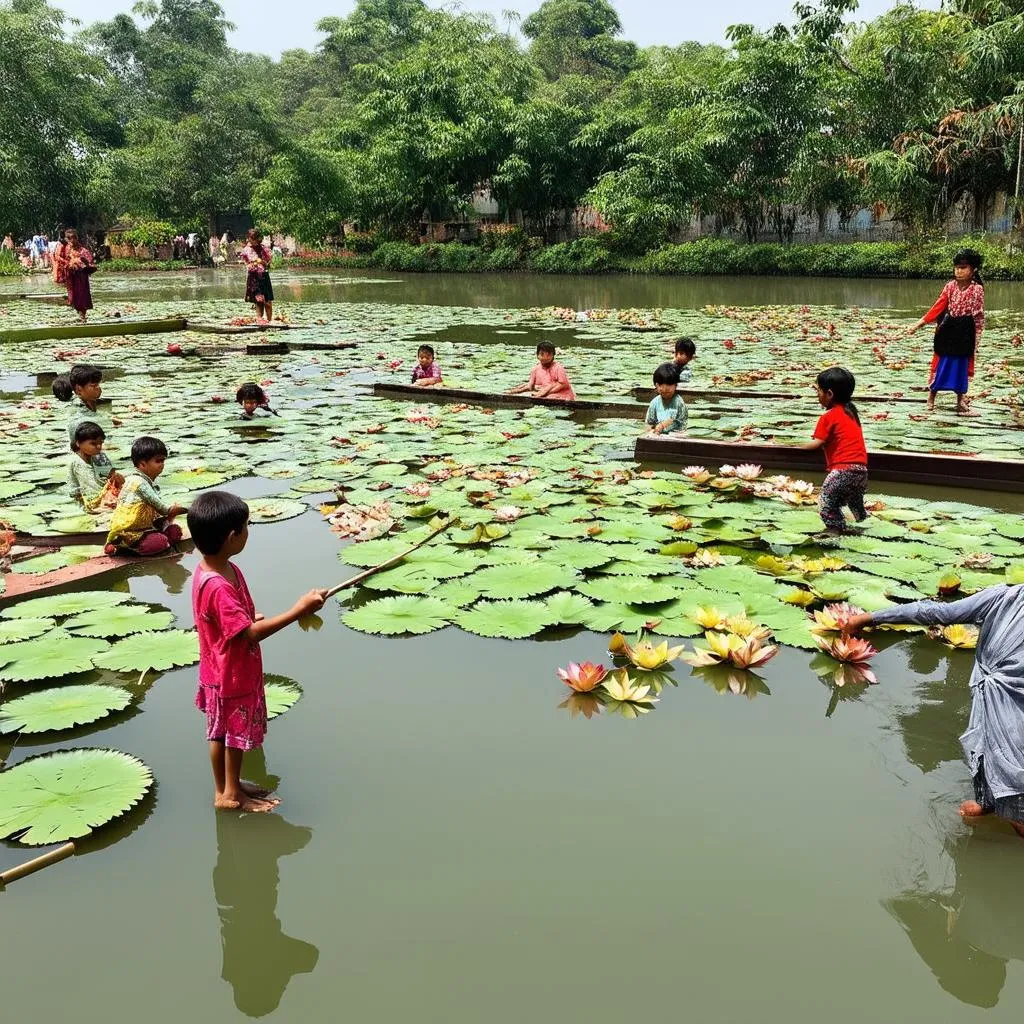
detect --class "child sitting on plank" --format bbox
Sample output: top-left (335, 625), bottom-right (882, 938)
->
top-left (411, 344), bottom-right (443, 387)
top-left (67, 422), bottom-right (120, 512)
top-left (645, 363), bottom-right (688, 436)
top-left (235, 382), bottom-right (276, 419)
top-left (507, 342), bottom-right (576, 401)
top-left (105, 436), bottom-right (188, 556)
top-left (672, 337), bottom-right (696, 385)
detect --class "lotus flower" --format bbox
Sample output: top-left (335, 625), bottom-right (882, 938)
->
top-left (734, 464), bottom-right (762, 481)
top-left (557, 661), bottom-right (608, 693)
top-left (684, 548), bottom-right (725, 568)
top-left (624, 639), bottom-right (685, 671)
top-left (938, 624), bottom-right (979, 649)
top-left (682, 466), bottom-right (712, 484)
top-left (601, 668), bottom-right (658, 708)
top-left (724, 615), bottom-right (771, 641)
top-left (494, 505), bottom-right (522, 523)
top-left (689, 606), bottom-right (728, 630)
top-left (682, 632), bottom-right (778, 669)
top-left (815, 635), bottom-right (878, 667)
top-left (558, 693), bottom-right (602, 719)
top-left (809, 602), bottom-right (865, 634)
top-left (718, 464), bottom-right (737, 477)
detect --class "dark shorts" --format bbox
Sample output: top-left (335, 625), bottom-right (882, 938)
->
top-left (245, 271), bottom-right (274, 304)
top-left (972, 757), bottom-right (1024, 824)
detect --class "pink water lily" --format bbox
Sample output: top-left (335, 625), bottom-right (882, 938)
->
top-left (556, 662), bottom-right (608, 693)
top-left (682, 466), bottom-right (712, 484)
top-left (809, 602), bottom-right (865, 634)
top-left (681, 632), bottom-right (778, 670)
top-left (815, 635), bottom-right (878, 666)
top-left (494, 505), bottom-right (522, 523)
top-left (733, 464), bottom-right (763, 481)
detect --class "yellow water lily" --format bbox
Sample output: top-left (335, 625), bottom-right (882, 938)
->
top-left (681, 632), bottom-right (779, 670)
top-left (668, 515), bottom-right (693, 531)
top-left (724, 615), bottom-right (771, 641)
top-left (780, 588), bottom-right (816, 607)
top-left (626, 639), bottom-right (685, 670)
top-left (601, 668), bottom-right (658, 707)
top-left (689, 606), bottom-right (728, 630)
top-left (608, 631), bottom-right (630, 655)
top-left (940, 624), bottom-right (979, 649)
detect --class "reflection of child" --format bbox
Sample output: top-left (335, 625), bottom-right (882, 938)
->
top-left (67, 422), bottom-right (120, 512)
top-left (188, 490), bottom-right (326, 813)
top-left (799, 366), bottom-right (868, 536)
top-left (672, 337), bottom-right (696, 384)
top-left (411, 344), bottom-right (442, 387)
top-left (235, 382), bottom-right (276, 419)
top-left (645, 363), bottom-right (687, 435)
top-left (507, 342), bottom-right (576, 400)
top-left (105, 436), bottom-right (188, 556)
top-left (843, 584), bottom-right (1024, 838)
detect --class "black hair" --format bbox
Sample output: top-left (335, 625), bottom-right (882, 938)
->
top-left (235, 382), bottom-right (268, 405)
top-left (674, 337), bottom-right (696, 358)
top-left (130, 435), bottom-right (168, 465)
top-left (71, 420), bottom-right (105, 451)
top-left (417, 344), bottom-right (435, 358)
top-left (52, 363), bottom-right (103, 402)
top-left (816, 366), bottom-right (860, 424)
top-left (536, 342), bottom-right (556, 356)
top-left (187, 490), bottom-right (250, 556)
top-left (953, 248), bottom-right (984, 286)
top-left (653, 362), bottom-right (679, 386)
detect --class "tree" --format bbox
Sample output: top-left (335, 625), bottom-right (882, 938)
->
top-left (522, 0), bottom-right (637, 83)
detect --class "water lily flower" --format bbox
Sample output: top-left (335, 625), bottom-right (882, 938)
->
top-left (608, 632), bottom-right (630, 655)
top-left (809, 602), bottom-right (865, 634)
top-left (624, 639), bottom-right (685, 671)
top-left (689, 606), bottom-right (728, 630)
top-left (494, 505), bottom-right (522, 523)
top-left (601, 668), bottom-right (658, 711)
top-left (682, 466), bottom-right (712, 484)
top-left (780, 588), bottom-right (816, 607)
top-left (718, 464), bottom-right (737, 477)
top-left (556, 661), bottom-right (608, 693)
top-left (734, 464), bottom-right (763, 481)
top-left (668, 515), bottom-right (693, 531)
top-left (961, 552), bottom-right (993, 570)
top-left (683, 548), bottom-right (725, 568)
top-left (682, 632), bottom-right (778, 669)
top-left (814, 634), bottom-right (878, 666)
top-left (937, 624), bottom-right (979, 649)
top-left (724, 615), bottom-right (771, 641)
top-left (938, 572), bottom-right (962, 596)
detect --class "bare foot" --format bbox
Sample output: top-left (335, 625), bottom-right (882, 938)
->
top-left (240, 779), bottom-right (274, 799)
top-left (1012, 822), bottom-right (1024, 840)
top-left (215, 792), bottom-right (278, 812)
top-left (959, 800), bottom-right (989, 821)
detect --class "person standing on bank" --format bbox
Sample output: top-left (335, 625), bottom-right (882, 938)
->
top-left (908, 249), bottom-right (984, 416)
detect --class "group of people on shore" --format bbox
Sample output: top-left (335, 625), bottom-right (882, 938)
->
top-left (2, 232), bottom-right (59, 270)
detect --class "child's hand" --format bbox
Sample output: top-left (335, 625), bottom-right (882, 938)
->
top-left (840, 612), bottom-right (873, 636)
top-left (294, 589), bottom-right (327, 616)
top-left (168, 503), bottom-right (189, 519)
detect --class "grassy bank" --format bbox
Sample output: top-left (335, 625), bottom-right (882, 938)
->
top-left (281, 236), bottom-right (1024, 280)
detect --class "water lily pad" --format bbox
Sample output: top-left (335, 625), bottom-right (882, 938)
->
top-left (0, 617), bottom-right (56, 645)
top-left (1, 590), bottom-right (134, 620)
top-left (0, 684), bottom-right (133, 734)
top-left (0, 629), bottom-right (110, 683)
top-left (64, 605), bottom-right (176, 638)
top-left (247, 498), bottom-right (309, 523)
top-left (93, 629), bottom-right (200, 672)
top-left (457, 599), bottom-right (551, 639)
top-left (343, 595), bottom-right (452, 635)
top-left (264, 676), bottom-right (303, 719)
top-left (470, 562), bottom-right (578, 599)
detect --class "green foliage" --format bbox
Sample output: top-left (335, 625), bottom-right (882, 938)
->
top-left (0, 249), bottom-right (22, 276)
top-left (121, 220), bottom-right (175, 247)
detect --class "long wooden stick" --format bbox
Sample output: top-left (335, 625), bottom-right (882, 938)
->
top-left (325, 517), bottom-right (453, 599)
top-left (0, 841), bottom-right (75, 886)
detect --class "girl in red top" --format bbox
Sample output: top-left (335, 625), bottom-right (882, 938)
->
top-left (908, 249), bottom-right (984, 415)
top-left (801, 366), bottom-right (869, 535)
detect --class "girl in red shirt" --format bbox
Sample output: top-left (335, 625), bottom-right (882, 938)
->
top-left (801, 366), bottom-right (869, 535)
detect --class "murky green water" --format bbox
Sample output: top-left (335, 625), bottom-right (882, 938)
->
top-left (3, 270), bottom-right (1024, 1023)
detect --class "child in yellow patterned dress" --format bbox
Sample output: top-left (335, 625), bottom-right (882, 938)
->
top-left (105, 436), bottom-right (189, 556)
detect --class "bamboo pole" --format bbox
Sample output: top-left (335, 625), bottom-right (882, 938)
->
top-left (0, 842), bottom-right (75, 886)
top-left (325, 517), bottom-right (453, 599)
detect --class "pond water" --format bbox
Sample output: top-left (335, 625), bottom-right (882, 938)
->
top-left (2, 270), bottom-right (1024, 1024)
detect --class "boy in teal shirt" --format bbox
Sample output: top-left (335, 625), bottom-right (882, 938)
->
top-left (645, 363), bottom-right (688, 435)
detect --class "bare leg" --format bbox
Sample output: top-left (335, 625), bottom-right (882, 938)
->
top-left (210, 739), bottom-right (227, 800)
top-left (264, 301), bottom-right (273, 322)
top-left (254, 301), bottom-right (265, 320)
top-left (1012, 822), bottom-right (1024, 840)
top-left (959, 799), bottom-right (989, 821)
top-left (926, 391), bottom-right (935, 411)
top-left (216, 746), bottom-right (277, 812)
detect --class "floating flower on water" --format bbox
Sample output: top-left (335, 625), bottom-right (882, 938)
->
top-left (717, 465), bottom-right (737, 477)
top-left (556, 662), bottom-right (608, 693)
top-left (809, 602), bottom-right (865, 634)
top-left (601, 668), bottom-right (658, 708)
top-left (689, 606), bottom-right (728, 630)
top-left (683, 548), bottom-right (725, 568)
top-left (668, 515), bottom-right (692, 531)
top-left (682, 632), bottom-right (778, 669)
top-left (624, 639), bottom-right (685, 671)
top-left (682, 466), bottom-right (712, 484)
top-left (814, 635), bottom-right (879, 671)
top-left (936, 624), bottom-right (979, 649)
top-left (766, 474), bottom-right (793, 488)
top-left (794, 555), bottom-right (848, 574)
top-left (780, 588), bottom-right (816, 607)
top-left (961, 552), bottom-right (993, 570)
top-left (724, 615), bottom-right (771, 641)
top-left (494, 505), bottom-right (522, 523)
top-left (734, 464), bottom-right (763, 481)
top-left (709, 477), bottom-right (738, 490)
top-left (404, 482), bottom-right (431, 498)
top-left (608, 632), bottom-right (629, 655)
top-left (938, 572), bottom-right (962, 596)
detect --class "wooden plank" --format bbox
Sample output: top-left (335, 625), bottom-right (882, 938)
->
top-left (630, 386), bottom-right (925, 406)
top-left (371, 382), bottom-right (639, 415)
top-left (0, 317), bottom-right (187, 344)
top-left (187, 321), bottom-right (291, 335)
top-left (633, 436), bottom-right (1024, 493)
top-left (16, 530), bottom-right (107, 548)
top-left (1, 551), bottom-right (182, 602)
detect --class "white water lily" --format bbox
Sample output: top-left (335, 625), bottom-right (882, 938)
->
top-left (494, 505), bottom-right (523, 523)
top-left (734, 464), bottom-right (763, 481)
top-left (717, 464), bottom-right (737, 477)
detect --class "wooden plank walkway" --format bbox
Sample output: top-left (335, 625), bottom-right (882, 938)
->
top-left (633, 436), bottom-right (1024, 493)
top-left (631, 386), bottom-right (926, 406)
top-left (1, 551), bottom-right (182, 602)
top-left (0, 318), bottom-right (188, 344)
top-left (371, 382), bottom-right (638, 415)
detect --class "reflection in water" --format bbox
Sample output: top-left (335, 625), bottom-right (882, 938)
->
top-left (895, 653), bottom-right (974, 775)
top-left (886, 832), bottom-right (1024, 1009)
top-left (213, 751), bottom-right (317, 1018)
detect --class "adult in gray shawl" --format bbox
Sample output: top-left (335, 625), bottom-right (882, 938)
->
top-left (844, 585), bottom-right (1024, 837)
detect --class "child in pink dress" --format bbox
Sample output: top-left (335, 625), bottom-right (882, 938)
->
top-left (188, 490), bottom-right (326, 812)
top-left (507, 341), bottom-right (576, 401)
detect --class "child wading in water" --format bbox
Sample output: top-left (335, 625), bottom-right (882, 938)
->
top-left (800, 366), bottom-right (868, 536)
top-left (53, 363), bottom-right (122, 455)
top-left (188, 491), bottom-right (326, 812)
top-left (645, 363), bottom-right (688, 435)
top-left (239, 229), bottom-right (274, 323)
top-left (411, 344), bottom-right (443, 387)
top-left (105, 436), bottom-right (188, 555)
top-left (671, 337), bottom-right (696, 384)
top-left (843, 584), bottom-right (1024, 838)
top-left (67, 422), bottom-right (121, 511)
top-left (235, 382), bottom-right (276, 419)
top-left (507, 342), bottom-right (576, 400)
top-left (908, 248), bottom-right (984, 416)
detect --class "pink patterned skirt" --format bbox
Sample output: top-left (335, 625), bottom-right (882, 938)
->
top-left (195, 683), bottom-right (267, 750)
